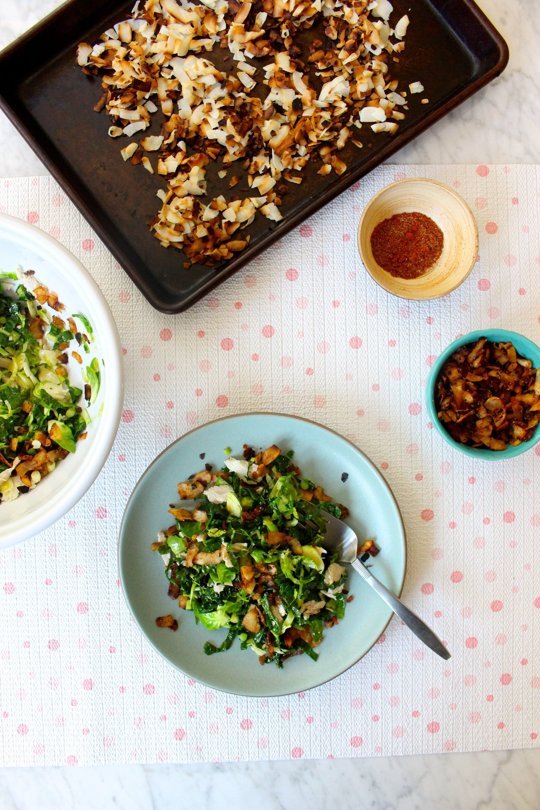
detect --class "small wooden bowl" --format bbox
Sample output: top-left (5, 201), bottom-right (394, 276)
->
top-left (358, 178), bottom-right (478, 300)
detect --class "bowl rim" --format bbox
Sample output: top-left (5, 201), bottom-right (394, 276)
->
top-left (426, 328), bottom-right (540, 460)
top-left (0, 212), bottom-right (124, 546)
top-left (357, 177), bottom-right (479, 301)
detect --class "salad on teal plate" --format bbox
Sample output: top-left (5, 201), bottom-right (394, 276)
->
top-left (119, 413), bottom-right (406, 697)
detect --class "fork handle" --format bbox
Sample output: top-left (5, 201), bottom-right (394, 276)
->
top-left (351, 559), bottom-right (451, 660)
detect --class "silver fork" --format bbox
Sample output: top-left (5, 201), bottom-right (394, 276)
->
top-left (321, 511), bottom-right (451, 660)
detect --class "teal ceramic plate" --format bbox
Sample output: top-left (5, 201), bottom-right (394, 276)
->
top-left (119, 413), bottom-right (406, 697)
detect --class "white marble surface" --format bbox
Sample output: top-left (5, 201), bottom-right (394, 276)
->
top-left (1, 0), bottom-right (540, 807)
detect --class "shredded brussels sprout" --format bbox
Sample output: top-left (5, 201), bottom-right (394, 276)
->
top-left (0, 274), bottom-right (95, 502)
top-left (153, 444), bottom-right (351, 667)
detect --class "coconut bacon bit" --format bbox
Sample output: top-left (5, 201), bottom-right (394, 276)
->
top-left (155, 614), bottom-right (179, 630)
top-left (435, 337), bottom-right (540, 451)
top-left (78, 0), bottom-right (421, 267)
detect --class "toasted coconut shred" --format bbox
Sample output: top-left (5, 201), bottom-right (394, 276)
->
top-left (78, 0), bottom-right (418, 267)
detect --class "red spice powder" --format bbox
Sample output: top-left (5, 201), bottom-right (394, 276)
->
top-left (370, 211), bottom-right (444, 279)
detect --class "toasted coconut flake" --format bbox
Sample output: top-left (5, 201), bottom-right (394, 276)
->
top-left (117, 21), bottom-right (133, 43)
top-left (359, 106), bottom-right (386, 123)
top-left (141, 155), bottom-right (154, 173)
top-left (155, 614), bottom-right (178, 631)
top-left (78, 0), bottom-right (420, 267)
top-left (251, 173), bottom-right (275, 194)
top-left (386, 91), bottom-right (407, 106)
top-left (260, 202), bottom-right (283, 221)
top-left (140, 135), bottom-right (164, 151)
top-left (77, 42), bottom-right (93, 66)
top-left (238, 60), bottom-right (256, 76)
top-left (394, 14), bottom-right (410, 39)
top-left (123, 121), bottom-right (148, 137)
top-left (120, 142), bottom-right (139, 160)
top-left (409, 81), bottom-right (425, 94)
top-left (371, 121), bottom-right (399, 133)
top-left (371, 0), bottom-right (394, 22)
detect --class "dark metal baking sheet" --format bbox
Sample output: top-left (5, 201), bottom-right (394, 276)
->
top-left (0, 0), bottom-right (508, 313)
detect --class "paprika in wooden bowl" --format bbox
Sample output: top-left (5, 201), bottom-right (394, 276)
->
top-left (357, 178), bottom-right (478, 300)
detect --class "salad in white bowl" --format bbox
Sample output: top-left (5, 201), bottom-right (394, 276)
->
top-left (0, 213), bottom-right (123, 547)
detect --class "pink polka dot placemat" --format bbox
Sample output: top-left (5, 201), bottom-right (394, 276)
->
top-left (0, 166), bottom-right (538, 766)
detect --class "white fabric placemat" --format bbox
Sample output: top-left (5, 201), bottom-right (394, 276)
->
top-left (0, 165), bottom-right (538, 766)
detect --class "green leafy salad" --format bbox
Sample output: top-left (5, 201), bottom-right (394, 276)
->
top-left (0, 272), bottom-right (98, 503)
top-left (153, 444), bottom-right (353, 666)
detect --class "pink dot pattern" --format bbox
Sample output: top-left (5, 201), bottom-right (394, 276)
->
top-left (0, 167), bottom-right (538, 767)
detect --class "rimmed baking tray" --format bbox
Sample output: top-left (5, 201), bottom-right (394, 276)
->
top-left (0, 0), bottom-right (508, 313)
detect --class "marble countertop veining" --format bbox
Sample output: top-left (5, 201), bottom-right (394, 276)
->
top-left (2, 750), bottom-right (540, 810)
top-left (1, 1), bottom-right (540, 808)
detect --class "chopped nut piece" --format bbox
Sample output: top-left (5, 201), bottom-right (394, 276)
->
top-left (242, 604), bottom-right (261, 633)
top-left (184, 544), bottom-right (199, 567)
top-left (260, 444), bottom-right (281, 465)
top-left (177, 480), bottom-right (205, 499)
top-left (155, 614), bottom-right (179, 631)
top-left (168, 581), bottom-right (180, 600)
top-left (266, 531), bottom-right (303, 555)
top-left (358, 538), bottom-right (379, 557)
top-left (240, 564), bottom-right (255, 592)
top-left (168, 506), bottom-right (194, 520)
top-left (194, 547), bottom-right (226, 565)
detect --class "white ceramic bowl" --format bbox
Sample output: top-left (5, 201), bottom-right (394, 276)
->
top-left (0, 213), bottom-right (123, 547)
top-left (358, 178), bottom-right (478, 300)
